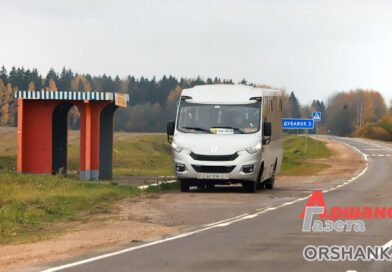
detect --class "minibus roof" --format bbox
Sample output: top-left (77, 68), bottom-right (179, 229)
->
top-left (181, 84), bottom-right (280, 104)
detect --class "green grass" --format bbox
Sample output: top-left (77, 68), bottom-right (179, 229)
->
top-left (0, 129), bottom-right (174, 177)
top-left (0, 132), bottom-right (333, 178)
top-left (112, 134), bottom-right (174, 176)
top-left (0, 155), bottom-right (16, 169)
top-left (280, 135), bottom-right (333, 176)
top-left (67, 134), bottom-right (174, 177)
top-left (0, 131), bottom-right (334, 245)
top-left (0, 169), bottom-right (178, 244)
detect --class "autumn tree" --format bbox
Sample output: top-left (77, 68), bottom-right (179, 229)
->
top-left (0, 83), bottom-right (13, 126)
top-left (47, 79), bottom-right (58, 91)
top-left (71, 76), bottom-right (91, 92)
top-left (0, 79), bottom-right (5, 100)
top-left (281, 90), bottom-right (291, 118)
top-left (164, 85), bottom-right (181, 121)
top-left (68, 106), bottom-right (80, 130)
top-left (326, 89), bottom-right (387, 136)
top-left (125, 104), bottom-right (147, 132)
top-left (28, 81), bottom-right (35, 91)
top-left (0, 79), bottom-right (5, 124)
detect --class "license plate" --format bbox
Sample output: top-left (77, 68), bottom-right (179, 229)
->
top-left (197, 173), bottom-right (229, 179)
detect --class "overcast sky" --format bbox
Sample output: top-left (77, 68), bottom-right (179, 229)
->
top-left (1, 0), bottom-right (391, 105)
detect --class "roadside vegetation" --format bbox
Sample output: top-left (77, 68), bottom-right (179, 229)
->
top-left (353, 109), bottom-right (392, 141)
top-left (0, 130), bottom-right (332, 178)
top-left (0, 129), bottom-right (177, 244)
top-left (0, 130), bottom-right (174, 177)
top-left (0, 169), bottom-right (178, 244)
top-left (68, 133), bottom-right (174, 177)
top-left (0, 130), bottom-right (332, 245)
top-left (280, 135), bottom-right (332, 176)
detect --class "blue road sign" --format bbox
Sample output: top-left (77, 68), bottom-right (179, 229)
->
top-left (282, 119), bottom-right (314, 129)
top-left (312, 112), bottom-right (321, 121)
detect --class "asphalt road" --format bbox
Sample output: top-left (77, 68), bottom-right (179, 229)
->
top-left (41, 136), bottom-right (392, 272)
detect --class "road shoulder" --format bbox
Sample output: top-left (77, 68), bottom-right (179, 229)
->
top-left (1, 136), bottom-right (366, 272)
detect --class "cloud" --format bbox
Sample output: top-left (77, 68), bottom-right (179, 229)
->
top-left (1, 0), bottom-right (391, 104)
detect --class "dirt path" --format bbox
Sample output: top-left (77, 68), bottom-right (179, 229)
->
top-left (0, 137), bottom-right (365, 272)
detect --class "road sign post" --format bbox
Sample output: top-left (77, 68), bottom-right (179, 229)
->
top-left (282, 119), bottom-right (314, 153)
top-left (312, 112), bottom-right (322, 153)
top-left (316, 122), bottom-right (318, 152)
top-left (305, 130), bottom-right (308, 153)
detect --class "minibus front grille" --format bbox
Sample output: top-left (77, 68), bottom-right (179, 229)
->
top-left (191, 165), bottom-right (236, 173)
top-left (190, 152), bottom-right (238, 161)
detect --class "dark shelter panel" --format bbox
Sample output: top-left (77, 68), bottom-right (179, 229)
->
top-left (52, 103), bottom-right (74, 173)
top-left (99, 103), bottom-right (118, 179)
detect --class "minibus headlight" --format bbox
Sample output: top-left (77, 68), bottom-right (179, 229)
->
top-left (175, 163), bottom-right (186, 172)
top-left (171, 142), bottom-right (183, 153)
top-left (246, 142), bottom-right (262, 154)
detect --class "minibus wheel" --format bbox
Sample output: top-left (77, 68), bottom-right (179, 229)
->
top-left (265, 160), bottom-right (277, 189)
top-left (256, 163), bottom-right (264, 189)
top-left (244, 180), bottom-right (257, 193)
top-left (180, 180), bottom-right (190, 192)
top-left (264, 176), bottom-right (275, 189)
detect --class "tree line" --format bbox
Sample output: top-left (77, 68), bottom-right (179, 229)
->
top-left (0, 65), bottom-right (391, 141)
top-left (0, 66), bottom-right (238, 131)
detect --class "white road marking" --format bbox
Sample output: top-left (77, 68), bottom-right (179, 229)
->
top-left (321, 139), bottom-right (368, 194)
top-left (382, 239), bottom-right (392, 250)
top-left (366, 154), bottom-right (390, 157)
top-left (41, 138), bottom-right (370, 272)
top-left (203, 213), bottom-right (249, 227)
top-left (352, 138), bottom-right (392, 151)
top-left (137, 179), bottom-right (177, 190)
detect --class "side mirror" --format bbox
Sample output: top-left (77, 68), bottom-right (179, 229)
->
top-left (167, 120), bottom-right (175, 142)
top-left (263, 121), bottom-right (272, 137)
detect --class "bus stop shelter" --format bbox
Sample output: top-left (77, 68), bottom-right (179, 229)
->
top-left (15, 91), bottom-right (129, 181)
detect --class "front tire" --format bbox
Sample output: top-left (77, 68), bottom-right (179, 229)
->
top-left (180, 180), bottom-right (190, 192)
top-left (264, 176), bottom-right (275, 189)
top-left (265, 160), bottom-right (277, 190)
top-left (244, 180), bottom-right (257, 193)
top-left (257, 181), bottom-right (265, 190)
top-left (256, 163), bottom-right (264, 190)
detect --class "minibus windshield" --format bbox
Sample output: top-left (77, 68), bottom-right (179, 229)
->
top-left (177, 101), bottom-right (261, 134)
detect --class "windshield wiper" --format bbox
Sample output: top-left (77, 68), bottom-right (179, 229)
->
top-left (182, 126), bottom-right (211, 133)
top-left (212, 126), bottom-right (245, 134)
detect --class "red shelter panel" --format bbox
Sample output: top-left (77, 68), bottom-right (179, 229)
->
top-left (15, 91), bottom-right (129, 181)
top-left (18, 99), bottom-right (58, 173)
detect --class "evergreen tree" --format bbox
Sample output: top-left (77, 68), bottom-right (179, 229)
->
top-left (58, 68), bottom-right (73, 92)
top-left (9, 67), bottom-right (18, 88)
top-left (0, 66), bottom-right (7, 84)
top-left (289, 92), bottom-right (301, 118)
top-left (46, 68), bottom-right (58, 83)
